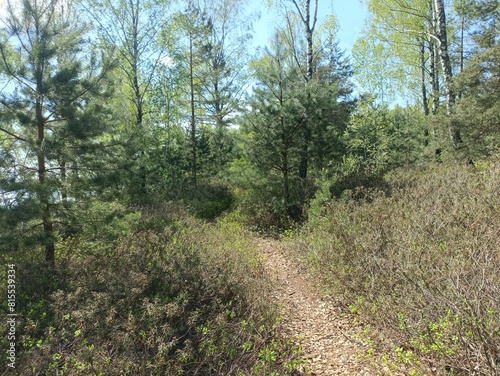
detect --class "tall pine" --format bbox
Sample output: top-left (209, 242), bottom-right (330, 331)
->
top-left (0, 0), bottom-right (115, 266)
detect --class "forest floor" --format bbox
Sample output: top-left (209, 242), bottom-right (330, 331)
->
top-left (257, 238), bottom-right (402, 375)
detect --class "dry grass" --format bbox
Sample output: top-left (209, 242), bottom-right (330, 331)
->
top-left (289, 161), bottom-right (500, 375)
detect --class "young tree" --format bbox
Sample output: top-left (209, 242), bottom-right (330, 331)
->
top-left (242, 27), bottom-right (353, 219)
top-left (198, 0), bottom-right (254, 174)
top-left (453, 0), bottom-right (500, 156)
top-left (0, 0), bottom-right (115, 265)
top-left (169, 3), bottom-right (213, 187)
top-left (241, 33), bottom-right (304, 216)
top-left (265, 0), bottom-right (320, 185)
top-left (160, 0), bottom-right (253, 187)
top-left (81, 0), bottom-right (168, 198)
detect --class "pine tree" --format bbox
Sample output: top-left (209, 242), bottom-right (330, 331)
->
top-left (242, 29), bottom-right (353, 219)
top-left (0, 0), bottom-right (115, 266)
top-left (241, 33), bottom-right (304, 217)
top-left (454, 0), bottom-right (500, 156)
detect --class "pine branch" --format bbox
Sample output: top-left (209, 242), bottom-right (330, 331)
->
top-left (0, 126), bottom-right (27, 142)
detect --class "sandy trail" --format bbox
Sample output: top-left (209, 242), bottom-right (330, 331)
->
top-left (257, 238), bottom-right (376, 375)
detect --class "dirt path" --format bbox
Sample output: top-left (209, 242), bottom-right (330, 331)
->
top-left (257, 238), bottom-right (377, 375)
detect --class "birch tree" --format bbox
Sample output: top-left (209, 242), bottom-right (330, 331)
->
top-left (359, 0), bottom-right (463, 146)
top-left (433, 0), bottom-right (462, 145)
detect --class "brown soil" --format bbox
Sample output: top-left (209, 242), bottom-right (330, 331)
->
top-left (257, 238), bottom-right (387, 375)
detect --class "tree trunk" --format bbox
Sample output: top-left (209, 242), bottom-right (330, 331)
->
top-left (212, 69), bottom-right (227, 169)
top-left (420, 39), bottom-right (430, 146)
top-left (36, 88), bottom-right (55, 266)
top-left (458, 3), bottom-right (465, 99)
top-left (305, 25), bottom-right (314, 82)
top-left (189, 35), bottom-right (197, 187)
top-left (433, 0), bottom-right (462, 146)
top-left (131, 0), bottom-right (147, 195)
top-left (429, 38), bottom-right (440, 116)
top-left (428, 0), bottom-right (440, 117)
top-left (459, 3), bottom-right (465, 74)
top-left (131, 0), bottom-right (142, 127)
top-left (291, 0), bottom-right (317, 185)
top-left (420, 40), bottom-right (430, 117)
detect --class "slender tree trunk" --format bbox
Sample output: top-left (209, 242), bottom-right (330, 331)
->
top-left (433, 0), bottom-right (462, 146)
top-left (420, 40), bottom-right (430, 117)
top-left (130, 0), bottom-right (147, 195)
top-left (420, 39), bottom-right (430, 146)
top-left (34, 18), bottom-right (55, 266)
top-left (36, 87), bottom-right (55, 266)
top-left (189, 35), bottom-right (197, 187)
top-left (459, 3), bottom-right (465, 74)
top-left (305, 18), bottom-right (314, 81)
top-left (212, 73), bottom-right (226, 169)
top-left (429, 0), bottom-right (440, 118)
top-left (291, 0), bottom-right (317, 186)
top-left (429, 38), bottom-right (440, 116)
top-left (131, 0), bottom-right (142, 127)
top-left (458, 4), bottom-right (465, 99)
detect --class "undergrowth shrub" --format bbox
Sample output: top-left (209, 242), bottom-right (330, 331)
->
top-left (2, 213), bottom-right (299, 375)
top-left (290, 161), bottom-right (500, 375)
top-left (184, 183), bottom-right (235, 220)
top-left (229, 158), bottom-right (304, 232)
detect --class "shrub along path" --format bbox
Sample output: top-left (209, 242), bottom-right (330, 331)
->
top-left (257, 238), bottom-right (398, 375)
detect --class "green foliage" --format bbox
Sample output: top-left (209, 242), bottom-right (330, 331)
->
top-left (356, 0), bottom-right (429, 105)
top-left (1, 210), bottom-right (300, 375)
top-left (0, 0), bottom-right (118, 263)
top-left (2, 0), bottom-right (500, 373)
top-left (306, 170), bottom-right (331, 227)
top-left (183, 183), bottom-right (236, 220)
top-left (454, 42), bottom-right (500, 158)
top-left (238, 27), bottom-right (354, 226)
top-left (240, 34), bottom-right (305, 219)
top-left (310, 100), bottom-right (426, 203)
top-left (345, 98), bottom-right (425, 171)
top-left (229, 157), bottom-right (298, 231)
top-left (288, 161), bottom-right (500, 374)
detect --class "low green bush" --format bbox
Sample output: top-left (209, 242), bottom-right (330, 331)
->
top-left (2, 212), bottom-right (300, 375)
top-left (184, 184), bottom-right (236, 220)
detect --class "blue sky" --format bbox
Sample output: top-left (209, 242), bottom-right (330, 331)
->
top-left (249, 0), bottom-right (369, 56)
